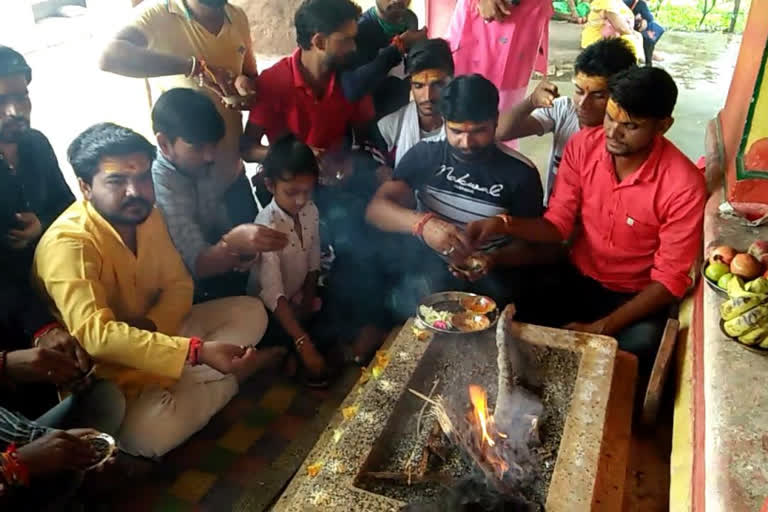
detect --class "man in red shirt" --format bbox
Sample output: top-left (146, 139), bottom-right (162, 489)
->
top-left (242, 0), bottom-right (389, 366)
top-left (467, 67), bottom-right (707, 365)
top-left (241, 0), bottom-right (374, 165)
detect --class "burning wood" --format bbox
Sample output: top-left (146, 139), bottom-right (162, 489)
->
top-left (409, 305), bottom-right (544, 501)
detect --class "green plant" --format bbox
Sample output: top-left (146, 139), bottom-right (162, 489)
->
top-left (653, 2), bottom-right (747, 32)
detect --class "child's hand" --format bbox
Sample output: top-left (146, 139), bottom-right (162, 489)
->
top-left (223, 224), bottom-right (289, 254)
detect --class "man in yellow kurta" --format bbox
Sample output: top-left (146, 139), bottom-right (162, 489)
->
top-left (33, 123), bottom-right (282, 458)
top-left (99, 0), bottom-right (257, 192)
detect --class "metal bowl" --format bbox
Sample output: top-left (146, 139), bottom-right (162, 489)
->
top-left (701, 262), bottom-right (729, 297)
top-left (719, 319), bottom-right (768, 356)
top-left (83, 433), bottom-right (117, 470)
top-left (416, 291), bottom-right (499, 334)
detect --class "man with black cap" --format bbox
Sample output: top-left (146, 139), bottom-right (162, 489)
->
top-left (0, 46), bottom-right (74, 253)
top-left (0, 46), bottom-right (97, 420)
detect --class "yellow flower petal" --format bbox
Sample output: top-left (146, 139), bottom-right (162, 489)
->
top-left (307, 462), bottom-right (324, 477)
top-left (342, 405), bottom-right (359, 421)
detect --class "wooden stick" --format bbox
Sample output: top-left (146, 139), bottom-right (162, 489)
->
top-left (362, 471), bottom-right (455, 486)
top-left (417, 379), bottom-right (440, 437)
top-left (408, 388), bottom-right (439, 406)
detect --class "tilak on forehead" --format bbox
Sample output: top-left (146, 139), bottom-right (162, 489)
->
top-left (606, 98), bottom-right (634, 123)
top-left (446, 121), bottom-right (479, 131)
top-left (572, 72), bottom-right (608, 94)
top-left (411, 68), bottom-right (448, 84)
top-left (100, 156), bottom-right (149, 174)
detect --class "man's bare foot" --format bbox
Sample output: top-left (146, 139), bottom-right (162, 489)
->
top-left (231, 347), bottom-right (286, 383)
top-left (351, 325), bottom-right (388, 365)
top-left (652, 53), bottom-right (664, 62)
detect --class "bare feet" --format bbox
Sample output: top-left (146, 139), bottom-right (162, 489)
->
top-left (230, 347), bottom-right (286, 383)
top-left (652, 53), bottom-right (664, 62)
top-left (351, 325), bottom-right (388, 365)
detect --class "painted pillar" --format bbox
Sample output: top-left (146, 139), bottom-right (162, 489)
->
top-left (719, 0), bottom-right (768, 207)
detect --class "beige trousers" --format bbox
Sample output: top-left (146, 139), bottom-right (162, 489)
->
top-left (118, 296), bottom-right (267, 458)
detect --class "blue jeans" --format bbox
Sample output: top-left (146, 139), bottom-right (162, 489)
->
top-left (35, 379), bottom-right (126, 436)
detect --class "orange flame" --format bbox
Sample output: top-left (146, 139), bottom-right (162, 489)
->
top-left (469, 384), bottom-right (495, 448)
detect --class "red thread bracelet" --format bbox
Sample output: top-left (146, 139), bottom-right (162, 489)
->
top-left (391, 35), bottom-right (407, 54)
top-left (187, 337), bottom-right (203, 366)
top-left (1, 444), bottom-right (30, 487)
top-left (412, 213), bottom-right (435, 239)
top-left (32, 322), bottom-right (61, 347)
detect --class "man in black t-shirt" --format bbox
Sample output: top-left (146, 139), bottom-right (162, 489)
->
top-left (0, 46), bottom-right (85, 419)
top-left (366, 74), bottom-right (544, 320)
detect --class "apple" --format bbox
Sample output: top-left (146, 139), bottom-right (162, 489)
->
top-left (705, 262), bottom-right (730, 282)
top-left (731, 253), bottom-right (763, 280)
top-left (709, 245), bottom-right (737, 266)
top-left (748, 240), bottom-right (768, 265)
top-left (718, 272), bottom-right (735, 289)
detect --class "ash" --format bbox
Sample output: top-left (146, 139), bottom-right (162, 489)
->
top-left (357, 330), bottom-right (580, 507)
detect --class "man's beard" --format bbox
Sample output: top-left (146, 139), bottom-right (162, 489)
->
top-left (380, 1), bottom-right (408, 20)
top-left (325, 53), bottom-right (348, 71)
top-left (198, 0), bottom-right (228, 8)
top-left (0, 117), bottom-right (30, 143)
top-left (448, 143), bottom-right (494, 162)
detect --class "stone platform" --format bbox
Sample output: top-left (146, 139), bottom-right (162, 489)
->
top-left (273, 319), bottom-right (619, 512)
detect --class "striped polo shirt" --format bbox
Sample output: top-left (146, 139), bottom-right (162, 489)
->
top-left (393, 140), bottom-right (544, 250)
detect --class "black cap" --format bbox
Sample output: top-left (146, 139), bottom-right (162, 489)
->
top-left (0, 46), bottom-right (32, 83)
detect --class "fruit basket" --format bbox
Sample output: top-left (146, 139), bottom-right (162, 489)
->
top-left (710, 241), bottom-right (768, 353)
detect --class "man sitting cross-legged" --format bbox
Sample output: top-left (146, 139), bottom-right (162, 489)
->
top-left (366, 74), bottom-right (544, 321)
top-left (371, 38), bottom-right (454, 168)
top-left (467, 67), bottom-right (707, 369)
top-left (496, 38), bottom-right (637, 204)
top-left (151, 88), bottom-right (289, 302)
top-left (33, 123), bottom-right (284, 458)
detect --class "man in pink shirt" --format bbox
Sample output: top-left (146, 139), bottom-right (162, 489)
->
top-left (446, 0), bottom-right (553, 114)
top-left (467, 67), bottom-right (706, 367)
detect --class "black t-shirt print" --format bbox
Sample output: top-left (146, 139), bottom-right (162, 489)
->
top-left (394, 140), bottom-right (543, 249)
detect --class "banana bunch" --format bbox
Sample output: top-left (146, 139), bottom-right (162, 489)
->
top-left (720, 277), bottom-right (768, 347)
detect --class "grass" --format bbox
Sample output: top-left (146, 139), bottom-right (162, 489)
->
top-left (651, 0), bottom-right (751, 33)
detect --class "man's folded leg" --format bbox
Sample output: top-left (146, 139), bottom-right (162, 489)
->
top-left (118, 365), bottom-right (238, 458)
top-left (180, 295), bottom-right (268, 346)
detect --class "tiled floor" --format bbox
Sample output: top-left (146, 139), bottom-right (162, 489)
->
top-left (105, 369), bottom-right (360, 512)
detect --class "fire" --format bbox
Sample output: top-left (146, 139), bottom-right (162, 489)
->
top-left (468, 384), bottom-right (510, 479)
top-left (469, 384), bottom-right (495, 447)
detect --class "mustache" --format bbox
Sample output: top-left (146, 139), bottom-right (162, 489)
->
top-left (121, 198), bottom-right (152, 210)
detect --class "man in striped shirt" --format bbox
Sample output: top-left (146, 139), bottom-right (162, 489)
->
top-left (366, 74), bottom-right (544, 320)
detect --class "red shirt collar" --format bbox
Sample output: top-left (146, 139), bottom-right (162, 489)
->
top-left (289, 48), bottom-right (337, 101)
top-left (599, 132), bottom-right (663, 187)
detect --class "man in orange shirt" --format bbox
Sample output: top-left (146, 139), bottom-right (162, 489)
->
top-left (468, 67), bottom-right (706, 367)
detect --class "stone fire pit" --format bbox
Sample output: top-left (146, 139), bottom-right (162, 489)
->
top-left (273, 318), bottom-right (617, 511)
